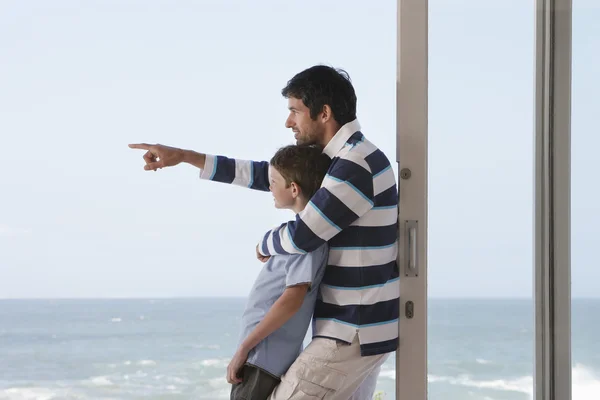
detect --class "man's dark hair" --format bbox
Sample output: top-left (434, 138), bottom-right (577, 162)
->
top-left (281, 65), bottom-right (357, 126)
top-left (270, 144), bottom-right (331, 199)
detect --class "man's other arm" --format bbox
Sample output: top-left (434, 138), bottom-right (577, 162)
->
top-left (258, 152), bottom-right (374, 256)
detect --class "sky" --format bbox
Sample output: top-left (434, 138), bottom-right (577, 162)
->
top-left (0, 0), bottom-right (598, 299)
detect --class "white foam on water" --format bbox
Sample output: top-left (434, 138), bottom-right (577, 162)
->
top-left (87, 376), bottom-right (114, 387)
top-left (198, 358), bottom-right (229, 368)
top-left (187, 378), bottom-right (230, 399)
top-left (429, 373), bottom-right (533, 395)
top-left (377, 364), bottom-right (600, 400)
top-left (476, 358), bottom-right (492, 365)
top-left (572, 364), bottom-right (600, 400)
top-left (2, 388), bottom-right (58, 400)
top-left (137, 360), bottom-right (157, 366)
top-left (110, 318), bottom-right (122, 323)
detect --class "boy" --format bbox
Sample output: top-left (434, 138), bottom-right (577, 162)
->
top-left (226, 144), bottom-right (331, 400)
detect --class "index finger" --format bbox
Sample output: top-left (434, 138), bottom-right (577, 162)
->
top-left (128, 143), bottom-right (151, 150)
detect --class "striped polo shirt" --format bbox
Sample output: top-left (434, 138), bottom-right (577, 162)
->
top-left (200, 119), bottom-right (399, 356)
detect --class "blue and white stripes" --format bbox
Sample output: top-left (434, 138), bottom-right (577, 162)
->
top-left (199, 155), bottom-right (270, 192)
top-left (199, 119), bottom-right (400, 356)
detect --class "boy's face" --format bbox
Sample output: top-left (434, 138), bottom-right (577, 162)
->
top-left (269, 166), bottom-right (298, 210)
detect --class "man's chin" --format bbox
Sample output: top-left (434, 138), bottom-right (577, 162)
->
top-left (295, 137), bottom-right (316, 146)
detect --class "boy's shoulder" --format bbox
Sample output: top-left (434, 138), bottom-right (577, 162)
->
top-left (283, 243), bottom-right (329, 262)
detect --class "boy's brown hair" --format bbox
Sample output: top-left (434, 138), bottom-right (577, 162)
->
top-left (270, 144), bottom-right (331, 199)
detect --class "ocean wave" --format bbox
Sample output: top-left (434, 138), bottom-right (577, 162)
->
top-left (379, 364), bottom-right (599, 400)
top-left (3, 363), bottom-right (598, 400)
top-left (428, 373), bottom-right (533, 395)
top-left (2, 388), bottom-right (56, 400)
top-left (137, 360), bottom-right (157, 366)
top-left (0, 387), bottom-right (79, 400)
top-left (86, 376), bottom-right (114, 387)
top-left (572, 364), bottom-right (600, 400)
top-left (196, 358), bottom-right (229, 368)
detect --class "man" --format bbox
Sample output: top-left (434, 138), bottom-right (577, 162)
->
top-left (129, 65), bottom-right (399, 399)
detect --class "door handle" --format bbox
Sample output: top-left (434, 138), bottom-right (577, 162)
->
top-left (405, 220), bottom-right (419, 277)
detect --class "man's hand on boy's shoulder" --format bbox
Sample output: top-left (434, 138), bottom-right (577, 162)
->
top-left (256, 245), bottom-right (271, 263)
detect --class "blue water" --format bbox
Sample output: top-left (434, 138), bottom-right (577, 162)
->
top-left (0, 298), bottom-right (598, 400)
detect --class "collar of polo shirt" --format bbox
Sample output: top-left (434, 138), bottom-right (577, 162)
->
top-left (323, 119), bottom-right (362, 158)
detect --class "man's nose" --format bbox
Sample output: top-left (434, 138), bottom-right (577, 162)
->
top-left (285, 116), bottom-right (293, 129)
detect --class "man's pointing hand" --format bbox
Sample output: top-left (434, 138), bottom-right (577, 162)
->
top-left (128, 143), bottom-right (186, 171)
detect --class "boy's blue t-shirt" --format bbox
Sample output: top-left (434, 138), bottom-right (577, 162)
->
top-left (238, 244), bottom-right (329, 377)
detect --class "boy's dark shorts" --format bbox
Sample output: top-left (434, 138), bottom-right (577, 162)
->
top-left (230, 364), bottom-right (281, 400)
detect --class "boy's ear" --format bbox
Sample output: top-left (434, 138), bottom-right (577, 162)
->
top-left (290, 182), bottom-right (301, 198)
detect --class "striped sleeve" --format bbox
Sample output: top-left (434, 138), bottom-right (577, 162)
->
top-left (258, 153), bottom-right (374, 256)
top-left (199, 154), bottom-right (270, 192)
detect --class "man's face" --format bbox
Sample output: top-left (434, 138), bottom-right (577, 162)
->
top-left (268, 166), bottom-right (296, 210)
top-left (285, 97), bottom-right (324, 145)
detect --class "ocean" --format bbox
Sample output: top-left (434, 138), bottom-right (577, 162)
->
top-left (0, 298), bottom-right (598, 400)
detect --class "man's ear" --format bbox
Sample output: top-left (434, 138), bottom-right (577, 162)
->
top-left (320, 105), bottom-right (333, 124)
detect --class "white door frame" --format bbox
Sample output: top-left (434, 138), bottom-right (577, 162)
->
top-left (395, 0), bottom-right (428, 399)
top-left (396, 0), bottom-right (573, 399)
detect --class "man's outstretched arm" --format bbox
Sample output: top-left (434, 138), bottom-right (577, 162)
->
top-left (128, 143), bottom-right (270, 192)
top-left (200, 154), bottom-right (270, 192)
top-left (258, 152), bottom-right (375, 256)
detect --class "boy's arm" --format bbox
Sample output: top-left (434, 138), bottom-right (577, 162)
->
top-left (236, 247), bottom-right (327, 354)
top-left (258, 153), bottom-right (375, 256)
top-left (241, 284), bottom-right (308, 352)
top-left (200, 154), bottom-right (271, 192)
top-left (226, 249), bottom-right (325, 384)
top-left (226, 284), bottom-right (308, 384)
